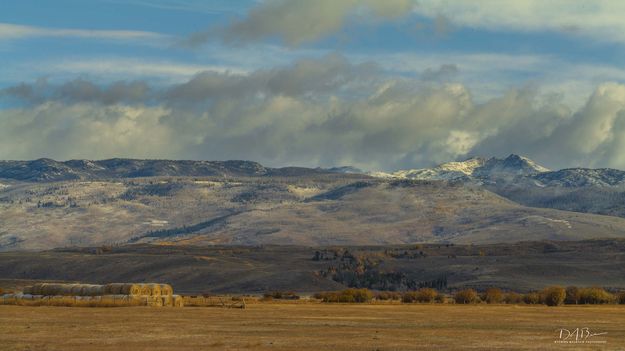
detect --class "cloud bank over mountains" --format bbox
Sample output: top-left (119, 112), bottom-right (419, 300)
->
top-left (2, 1), bottom-right (625, 171)
top-left (2, 54), bottom-right (625, 171)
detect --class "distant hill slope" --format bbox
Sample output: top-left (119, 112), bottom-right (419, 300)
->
top-left (0, 158), bottom-right (352, 182)
top-left (2, 175), bottom-right (625, 250)
top-left (4, 156), bottom-right (625, 250)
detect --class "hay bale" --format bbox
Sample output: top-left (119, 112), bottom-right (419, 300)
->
top-left (96, 294), bottom-right (136, 307)
top-left (47, 296), bottom-right (58, 306)
top-left (70, 284), bottom-right (84, 296)
top-left (161, 295), bottom-right (173, 307)
top-left (173, 295), bottom-right (184, 308)
top-left (100, 295), bottom-right (117, 306)
top-left (80, 285), bottom-right (105, 296)
top-left (131, 284), bottom-right (142, 296)
top-left (113, 295), bottom-right (135, 306)
top-left (28, 283), bottom-right (108, 296)
top-left (126, 295), bottom-right (143, 307)
top-left (139, 285), bottom-right (150, 296)
top-left (139, 284), bottom-right (162, 296)
top-left (61, 296), bottom-right (76, 306)
top-left (160, 284), bottom-right (173, 296)
top-left (42, 284), bottom-right (65, 295)
top-left (105, 283), bottom-right (164, 297)
top-left (149, 296), bottom-right (163, 307)
top-left (30, 284), bottom-right (43, 295)
top-left (149, 284), bottom-right (161, 296)
top-left (107, 283), bottom-right (142, 296)
top-left (104, 283), bottom-right (123, 295)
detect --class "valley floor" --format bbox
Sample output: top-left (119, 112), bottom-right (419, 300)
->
top-left (1, 303), bottom-right (623, 350)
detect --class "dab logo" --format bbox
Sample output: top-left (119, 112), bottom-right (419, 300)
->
top-left (554, 327), bottom-right (607, 344)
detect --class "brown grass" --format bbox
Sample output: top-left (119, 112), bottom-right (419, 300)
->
top-left (1, 304), bottom-right (624, 350)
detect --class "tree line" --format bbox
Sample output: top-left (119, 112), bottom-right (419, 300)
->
top-left (308, 286), bottom-right (625, 306)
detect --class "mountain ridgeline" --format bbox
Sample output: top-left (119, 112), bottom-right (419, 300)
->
top-left (0, 158), bottom-right (352, 182)
top-left (375, 154), bottom-right (625, 186)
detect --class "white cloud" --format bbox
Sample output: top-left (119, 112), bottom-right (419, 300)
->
top-left (0, 103), bottom-right (176, 160)
top-left (4, 55), bottom-right (625, 171)
top-left (44, 58), bottom-right (248, 82)
top-left (413, 0), bottom-right (625, 44)
top-left (0, 22), bottom-right (169, 43)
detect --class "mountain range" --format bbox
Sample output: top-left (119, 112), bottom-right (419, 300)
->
top-left (2, 155), bottom-right (625, 250)
top-left (3, 154), bottom-right (625, 188)
top-left (0, 158), bottom-right (344, 182)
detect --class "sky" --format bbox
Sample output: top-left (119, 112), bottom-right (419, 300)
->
top-left (2, 0), bottom-right (625, 171)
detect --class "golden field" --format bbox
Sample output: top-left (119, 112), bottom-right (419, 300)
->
top-left (1, 303), bottom-right (624, 350)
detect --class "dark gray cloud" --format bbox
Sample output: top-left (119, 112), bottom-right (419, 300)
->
top-left (1, 79), bottom-right (151, 105)
top-left (184, 0), bottom-right (413, 47)
top-left (165, 54), bottom-right (379, 103)
top-left (422, 64), bottom-right (459, 81)
top-left (2, 55), bottom-right (625, 171)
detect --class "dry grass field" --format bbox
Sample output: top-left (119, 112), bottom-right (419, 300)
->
top-left (1, 303), bottom-right (623, 350)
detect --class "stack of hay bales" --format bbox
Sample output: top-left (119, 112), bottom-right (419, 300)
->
top-left (0, 282), bottom-right (181, 308)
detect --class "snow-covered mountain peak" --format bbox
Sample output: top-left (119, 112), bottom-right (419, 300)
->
top-left (373, 154), bottom-right (549, 181)
top-left (436, 157), bottom-right (487, 175)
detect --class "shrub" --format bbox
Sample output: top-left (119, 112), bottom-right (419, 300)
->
top-left (504, 292), bottom-right (523, 304)
top-left (263, 291), bottom-right (300, 300)
top-left (617, 291), bottom-right (625, 305)
top-left (315, 289), bottom-right (373, 303)
top-left (401, 291), bottom-right (417, 303)
top-left (264, 292), bottom-right (278, 299)
top-left (454, 289), bottom-right (479, 304)
top-left (348, 288), bottom-right (373, 303)
top-left (523, 292), bottom-right (541, 304)
top-left (435, 293), bottom-right (446, 303)
top-left (578, 287), bottom-right (614, 304)
top-left (375, 291), bottom-right (401, 301)
top-left (482, 288), bottom-right (504, 304)
top-left (565, 286), bottom-right (580, 304)
top-left (541, 286), bottom-right (566, 306)
top-left (415, 288), bottom-right (438, 303)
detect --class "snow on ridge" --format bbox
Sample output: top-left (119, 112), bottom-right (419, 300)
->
top-left (370, 157), bottom-right (485, 180)
top-left (437, 157), bottom-right (486, 175)
top-left (517, 155), bottom-right (550, 173)
top-left (370, 155), bottom-right (549, 180)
